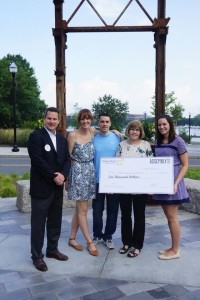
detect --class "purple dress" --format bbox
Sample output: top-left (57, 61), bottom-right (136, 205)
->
top-left (152, 136), bottom-right (190, 205)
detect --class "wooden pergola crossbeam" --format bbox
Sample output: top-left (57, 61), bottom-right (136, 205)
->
top-left (63, 25), bottom-right (159, 33)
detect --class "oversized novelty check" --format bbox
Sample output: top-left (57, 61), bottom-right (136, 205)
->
top-left (99, 157), bottom-right (174, 194)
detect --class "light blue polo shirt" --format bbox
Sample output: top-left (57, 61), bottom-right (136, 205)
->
top-left (94, 132), bottom-right (120, 183)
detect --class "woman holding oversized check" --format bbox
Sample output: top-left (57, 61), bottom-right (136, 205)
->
top-left (116, 120), bottom-right (152, 258)
top-left (152, 114), bottom-right (190, 260)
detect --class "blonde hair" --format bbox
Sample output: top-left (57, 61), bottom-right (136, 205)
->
top-left (125, 120), bottom-right (145, 139)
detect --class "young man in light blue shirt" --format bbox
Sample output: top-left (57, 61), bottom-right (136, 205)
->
top-left (93, 114), bottom-right (120, 249)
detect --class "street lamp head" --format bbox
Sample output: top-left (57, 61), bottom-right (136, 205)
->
top-left (9, 62), bottom-right (18, 74)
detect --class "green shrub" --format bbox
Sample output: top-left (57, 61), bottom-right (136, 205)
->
top-left (17, 129), bottom-right (33, 147)
top-left (0, 129), bottom-right (12, 144)
top-left (21, 173), bottom-right (30, 180)
top-left (0, 173), bottom-right (30, 198)
top-left (0, 187), bottom-right (16, 198)
top-left (10, 173), bottom-right (19, 180)
top-left (185, 169), bottom-right (200, 180)
top-left (0, 128), bottom-right (33, 146)
top-left (178, 128), bottom-right (190, 143)
top-left (142, 121), bottom-right (155, 143)
top-left (21, 119), bottom-right (44, 130)
top-left (21, 121), bottom-right (37, 129)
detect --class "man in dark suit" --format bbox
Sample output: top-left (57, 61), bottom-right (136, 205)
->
top-left (28, 107), bottom-right (71, 272)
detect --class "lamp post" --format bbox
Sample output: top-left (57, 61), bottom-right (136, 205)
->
top-left (9, 62), bottom-right (19, 152)
top-left (188, 112), bottom-right (191, 145)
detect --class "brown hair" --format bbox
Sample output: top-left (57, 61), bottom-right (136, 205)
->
top-left (44, 107), bottom-right (59, 118)
top-left (77, 109), bottom-right (93, 123)
top-left (157, 114), bottom-right (176, 145)
top-left (125, 120), bottom-right (145, 139)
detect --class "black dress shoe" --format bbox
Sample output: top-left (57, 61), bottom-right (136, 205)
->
top-left (33, 259), bottom-right (48, 272)
top-left (46, 251), bottom-right (68, 261)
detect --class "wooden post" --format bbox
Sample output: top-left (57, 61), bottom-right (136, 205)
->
top-left (53, 0), bottom-right (67, 136)
top-left (154, 0), bottom-right (169, 121)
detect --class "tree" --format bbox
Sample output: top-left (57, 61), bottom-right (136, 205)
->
top-left (142, 120), bottom-right (155, 143)
top-left (150, 91), bottom-right (185, 124)
top-left (192, 114), bottom-right (200, 126)
top-left (69, 102), bottom-right (82, 129)
top-left (0, 54), bottom-right (47, 128)
top-left (92, 94), bottom-right (129, 131)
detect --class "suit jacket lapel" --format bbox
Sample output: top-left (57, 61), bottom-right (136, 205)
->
top-left (56, 133), bottom-right (62, 156)
top-left (41, 127), bottom-right (57, 154)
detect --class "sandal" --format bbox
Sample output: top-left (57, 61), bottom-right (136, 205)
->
top-left (87, 242), bottom-right (98, 257)
top-left (119, 245), bottom-right (130, 254)
top-left (68, 238), bottom-right (83, 251)
top-left (127, 248), bottom-right (141, 258)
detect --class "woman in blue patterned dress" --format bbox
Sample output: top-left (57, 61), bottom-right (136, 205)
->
top-left (66, 109), bottom-right (98, 256)
top-left (152, 114), bottom-right (190, 260)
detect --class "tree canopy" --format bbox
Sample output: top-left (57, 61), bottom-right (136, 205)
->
top-left (0, 54), bottom-right (47, 128)
top-left (150, 91), bottom-right (185, 124)
top-left (92, 94), bottom-right (129, 131)
top-left (68, 102), bottom-right (82, 129)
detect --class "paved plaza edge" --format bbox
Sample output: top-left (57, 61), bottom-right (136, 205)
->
top-left (0, 198), bottom-right (200, 299)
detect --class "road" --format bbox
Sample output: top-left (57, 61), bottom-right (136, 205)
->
top-left (188, 158), bottom-right (200, 169)
top-left (0, 156), bottom-right (200, 175)
top-left (0, 157), bottom-right (31, 176)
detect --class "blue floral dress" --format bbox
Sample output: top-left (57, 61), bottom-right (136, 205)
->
top-left (68, 136), bottom-right (96, 201)
top-left (152, 136), bottom-right (190, 205)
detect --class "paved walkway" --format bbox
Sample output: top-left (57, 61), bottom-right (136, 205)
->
top-left (0, 198), bottom-right (200, 300)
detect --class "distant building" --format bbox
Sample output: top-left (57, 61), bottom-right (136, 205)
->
top-left (127, 113), bottom-right (147, 121)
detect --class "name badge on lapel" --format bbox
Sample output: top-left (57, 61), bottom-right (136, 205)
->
top-left (44, 144), bottom-right (51, 152)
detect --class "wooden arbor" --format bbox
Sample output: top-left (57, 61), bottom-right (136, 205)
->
top-left (53, 0), bottom-right (170, 136)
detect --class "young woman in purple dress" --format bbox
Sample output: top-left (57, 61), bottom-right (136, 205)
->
top-left (152, 114), bottom-right (190, 260)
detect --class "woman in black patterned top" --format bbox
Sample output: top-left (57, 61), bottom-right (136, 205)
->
top-left (116, 120), bottom-right (152, 258)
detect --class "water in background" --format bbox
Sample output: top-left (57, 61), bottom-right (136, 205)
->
top-left (176, 126), bottom-right (200, 142)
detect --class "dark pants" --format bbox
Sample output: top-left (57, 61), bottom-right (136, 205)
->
top-left (92, 184), bottom-right (119, 240)
top-left (31, 190), bottom-right (63, 261)
top-left (120, 194), bottom-right (147, 249)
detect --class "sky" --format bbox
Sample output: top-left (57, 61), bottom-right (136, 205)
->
top-left (0, 0), bottom-right (199, 118)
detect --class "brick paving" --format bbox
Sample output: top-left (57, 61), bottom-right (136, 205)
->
top-left (0, 203), bottom-right (200, 300)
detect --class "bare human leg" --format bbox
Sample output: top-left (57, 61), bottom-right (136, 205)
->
top-left (69, 205), bottom-right (83, 250)
top-left (159, 205), bottom-right (180, 258)
top-left (76, 201), bottom-right (98, 255)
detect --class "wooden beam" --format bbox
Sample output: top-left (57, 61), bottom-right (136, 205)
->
top-left (154, 0), bottom-right (169, 122)
top-left (53, 0), bottom-right (66, 137)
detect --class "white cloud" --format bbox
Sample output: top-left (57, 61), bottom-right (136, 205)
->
top-left (66, 76), bottom-right (120, 113)
top-left (174, 85), bottom-right (196, 115)
top-left (137, 79), bottom-right (155, 98)
top-left (80, 76), bottom-right (120, 95)
top-left (125, 79), bottom-right (155, 115)
top-left (41, 81), bottom-right (56, 107)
